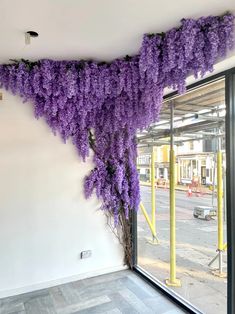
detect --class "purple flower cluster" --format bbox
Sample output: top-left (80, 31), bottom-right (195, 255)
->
top-left (0, 12), bottom-right (233, 224)
top-left (140, 13), bottom-right (234, 96)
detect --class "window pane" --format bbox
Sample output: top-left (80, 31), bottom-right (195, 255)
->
top-left (137, 78), bottom-right (227, 314)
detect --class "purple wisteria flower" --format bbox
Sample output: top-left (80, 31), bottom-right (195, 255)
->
top-left (0, 12), bottom-right (233, 225)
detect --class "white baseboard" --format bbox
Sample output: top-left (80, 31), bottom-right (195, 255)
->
top-left (0, 265), bottom-right (128, 299)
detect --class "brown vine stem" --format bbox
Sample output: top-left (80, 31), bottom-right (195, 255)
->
top-left (88, 128), bottom-right (133, 268)
top-left (105, 209), bottom-right (133, 268)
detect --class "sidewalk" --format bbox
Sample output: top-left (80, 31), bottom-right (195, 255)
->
top-left (140, 181), bottom-right (212, 195)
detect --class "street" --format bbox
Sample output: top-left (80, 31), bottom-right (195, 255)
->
top-left (137, 186), bottom-right (227, 314)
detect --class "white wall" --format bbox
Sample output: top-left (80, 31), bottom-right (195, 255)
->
top-left (0, 90), bottom-right (124, 298)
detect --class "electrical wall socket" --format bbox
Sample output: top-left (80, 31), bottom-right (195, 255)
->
top-left (80, 250), bottom-right (92, 259)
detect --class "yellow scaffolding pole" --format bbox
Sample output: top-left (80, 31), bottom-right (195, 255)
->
top-left (140, 202), bottom-right (157, 239)
top-left (166, 103), bottom-right (181, 287)
top-left (210, 140), bottom-right (226, 277)
top-left (151, 147), bottom-right (156, 239)
top-left (215, 150), bottom-right (226, 277)
top-left (139, 147), bottom-right (159, 244)
top-left (217, 151), bottom-right (223, 252)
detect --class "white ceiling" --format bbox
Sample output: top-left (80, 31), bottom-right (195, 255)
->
top-left (0, 0), bottom-right (235, 64)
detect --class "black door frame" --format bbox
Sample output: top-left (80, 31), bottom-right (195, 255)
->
top-left (132, 67), bottom-right (235, 314)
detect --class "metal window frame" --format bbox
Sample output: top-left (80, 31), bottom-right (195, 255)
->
top-left (225, 68), bottom-right (235, 314)
top-left (132, 67), bottom-right (235, 314)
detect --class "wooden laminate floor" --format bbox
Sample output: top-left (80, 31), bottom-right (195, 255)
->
top-left (0, 270), bottom-right (186, 314)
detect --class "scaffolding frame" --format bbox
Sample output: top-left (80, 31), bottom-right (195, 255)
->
top-left (132, 67), bottom-right (235, 314)
top-left (137, 77), bottom-right (226, 287)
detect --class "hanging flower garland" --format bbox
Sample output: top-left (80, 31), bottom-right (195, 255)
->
top-left (0, 12), bottom-right (234, 266)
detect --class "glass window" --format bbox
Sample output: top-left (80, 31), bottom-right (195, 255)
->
top-left (137, 78), bottom-right (227, 314)
top-left (181, 159), bottom-right (191, 180)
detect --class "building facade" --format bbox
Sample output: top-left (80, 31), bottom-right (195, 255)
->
top-left (137, 139), bottom-right (223, 186)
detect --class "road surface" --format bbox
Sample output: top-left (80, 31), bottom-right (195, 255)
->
top-left (137, 186), bottom-right (227, 314)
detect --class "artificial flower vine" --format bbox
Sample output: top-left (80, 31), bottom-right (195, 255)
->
top-left (0, 12), bottom-right (234, 266)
